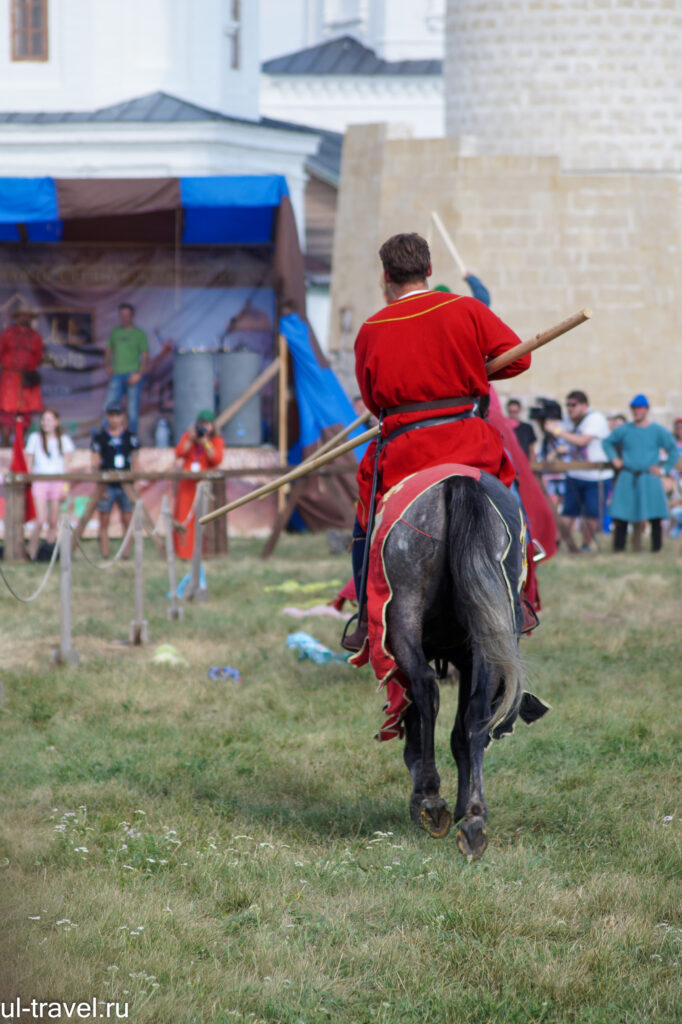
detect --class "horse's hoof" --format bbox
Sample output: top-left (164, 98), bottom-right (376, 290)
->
top-left (456, 816), bottom-right (488, 860)
top-left (418, 798), bottom-right (452, 839)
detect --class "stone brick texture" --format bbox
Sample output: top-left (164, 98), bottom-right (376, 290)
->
top-left (329, 125), bottom-right (682, 423)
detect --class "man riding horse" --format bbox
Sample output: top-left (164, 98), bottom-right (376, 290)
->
top-left (342, 232), bottom-right (533, 654)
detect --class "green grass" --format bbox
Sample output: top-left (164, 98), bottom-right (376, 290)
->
top-left (0, 536), bottom-right (680, 1023)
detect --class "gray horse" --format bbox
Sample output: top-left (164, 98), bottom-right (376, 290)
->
top-left (381, 470), bottom-right (547, 859)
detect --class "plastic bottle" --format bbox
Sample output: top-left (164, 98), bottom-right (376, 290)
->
top-left (154, 417), bottom-right (172, 448)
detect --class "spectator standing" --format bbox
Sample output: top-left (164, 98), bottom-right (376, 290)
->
top-left (173, 409), bottom-right (224, 560)
top-left (104, 303), bottom-right (149, 435)
top-left (25, 409), bottom-right (75, 560)
top-left (91, 405), bottom-right (139, 558)
top-left (0, 304), bottom-right (43, 446)
top-left (506, 398), bottom-right (537, 461)
top-left (545, 390), bottom-right (613, 552)
top-left (602, 394), bottom-right (678, 552)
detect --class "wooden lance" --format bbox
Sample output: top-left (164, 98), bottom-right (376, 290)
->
top-left (200, 308), bottom-right (591, 525)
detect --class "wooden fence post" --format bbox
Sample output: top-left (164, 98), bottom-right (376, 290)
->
top-left (129, 501), bottom-right (149, 644)
top-left (186, 483), bottom-right (208, 602)
top-left (3, 473), bottom-right (27, 562)
top-left (163, 493), bottom-right (184, 621)
top-left (53, 515), bottom-right (79, 665)
top-left (204, 476), bottom-right (228, 556)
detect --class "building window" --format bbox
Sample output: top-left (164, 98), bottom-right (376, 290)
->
top-left (11, 0), bottom-right (48, 61)
top-left (227, 0), bottom-right (240, 70)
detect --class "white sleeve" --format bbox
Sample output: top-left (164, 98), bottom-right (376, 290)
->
top-left (62, 435), bottom-right (76, 454)
top-left (25, 432), bottom-right (38, 455)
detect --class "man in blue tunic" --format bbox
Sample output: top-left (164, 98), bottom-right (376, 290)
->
top-left (603, 394), bottom-right (678, 552)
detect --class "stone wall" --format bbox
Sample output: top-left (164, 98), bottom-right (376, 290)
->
top-left (445, 0), bottom-right (682, 173)
top-left (329, 124), bottom-right (682, 423)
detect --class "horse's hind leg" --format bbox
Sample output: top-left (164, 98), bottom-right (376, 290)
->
top-left (391, 629), bottom-right (452, 839)
top-left (454, 650), bottom-right (490, 860)
top-left (450, 652), bottom-right (472, 823)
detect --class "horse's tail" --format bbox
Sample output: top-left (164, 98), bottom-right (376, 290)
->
top-left (445, 476), bottom-right (523, 732)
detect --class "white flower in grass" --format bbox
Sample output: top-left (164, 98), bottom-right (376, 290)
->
top-left (662, 815), bottom-right (673, 824)
top-left (28, 915), bottom-right (40, 921)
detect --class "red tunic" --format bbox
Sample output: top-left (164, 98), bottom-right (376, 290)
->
top-left (0, 324), bottom-right (43, 425)
top-left (355, 291), bottom-right (530, 529)
top-left (172, 432), bottom-right (225, 559)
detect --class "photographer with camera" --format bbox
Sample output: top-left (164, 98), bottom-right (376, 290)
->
top-left (544, 390), bottom-right (613, 552)
top-left (173, 409), bottom-right (224, 560)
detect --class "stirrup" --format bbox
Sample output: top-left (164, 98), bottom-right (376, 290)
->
top-left (340, 612), bottom-right (358, 647)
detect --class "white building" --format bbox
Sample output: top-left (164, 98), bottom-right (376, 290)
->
top-left (0, 0), bottom-right (317, 245)
top-left (261, 34), bottom-right (443, 139)
top-left (259, 0), bottom-right (445, 63)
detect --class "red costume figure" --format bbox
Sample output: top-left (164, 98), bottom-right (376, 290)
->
top-left (0, 306), bottom-right (43, 445)
top-left (343, 232), bottom-right (531, 653)
top-left (173, 409), bottom-right (224, 559)
top-left (355, 291), bottom-right (530, 528)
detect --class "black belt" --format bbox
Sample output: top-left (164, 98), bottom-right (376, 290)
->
top-left (383, 395), bottom-right (477, 416)
top-left (382, 407), bottom-right (478, 443)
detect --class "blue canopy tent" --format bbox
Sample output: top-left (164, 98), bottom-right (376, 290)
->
top-left (0, 174), bottom-right (290, 244)
top-left (0, 175), bottom-right (361, 531)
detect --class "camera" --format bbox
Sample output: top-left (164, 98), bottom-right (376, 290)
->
top-left (196, 424), bottom-right (207, 438)
top-left (529, 397), bottom-right (562, 423)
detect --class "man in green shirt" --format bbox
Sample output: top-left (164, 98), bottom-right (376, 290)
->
top-left (103, 303), bottom-right (149, 435)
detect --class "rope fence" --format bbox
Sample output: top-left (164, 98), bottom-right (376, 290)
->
top-left (0, 528), bottom-right (62, 603)
top-left (0, 478), bottom-right (221, 663)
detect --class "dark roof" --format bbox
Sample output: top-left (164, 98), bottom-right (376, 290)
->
top-left (262, 35), bottom-right (441, 76)
top-left (0, 90), bottom-right (319, 135)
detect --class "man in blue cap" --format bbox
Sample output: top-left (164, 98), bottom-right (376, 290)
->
top-left (603, 394), bottom-right (678, 552)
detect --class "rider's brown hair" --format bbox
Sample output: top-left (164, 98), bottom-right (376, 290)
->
top-left (378, 233), bottom-right (431, 285)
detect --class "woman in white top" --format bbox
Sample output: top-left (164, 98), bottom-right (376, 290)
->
top-left (25, 408), bottom-right (75, 560)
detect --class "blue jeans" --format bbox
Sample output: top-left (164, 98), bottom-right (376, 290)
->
top-left (104, 373), bottom-right (142, 435)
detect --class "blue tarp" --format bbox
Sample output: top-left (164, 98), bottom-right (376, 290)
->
top-left (180, 176), bottom-right (289, 244)
top-left (0, 177), bottom-right (61, 242)
top-left (0, 175), bottom-right (290, 245)
top-left (280, 312), bottom-right (368, 465)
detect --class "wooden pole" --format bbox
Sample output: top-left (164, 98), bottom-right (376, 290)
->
top-left (485, 308), bottom-right (591, 375)
top-left (3, 475), bottom-right (26, 562)
top-left (122, 482), bottom-right (165, 556)
top-left (186, 483), bottom-right (208, 601)
top-left (214, 358), bottom-right (281, 432)
top-left (162, 493), bottom-right (184, 621)
top-left (129, 501), bottom-right (149, 645)
top-left (56, 516), bottom-right (79, 665)
top-left (431, 211), bottom-right (467, 279)
top-left (200, 427), bottom-right (377, 524)
top-left (301, 409), bottom-right (371, 464)
top-left (257, 409), bottom-right (371, 501)
top-left (200, 308), bottom-right (592, 526)
top-left (278, 333), bottom-right (288, 513)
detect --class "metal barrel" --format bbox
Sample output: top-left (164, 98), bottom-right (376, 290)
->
top-left (172, 349), bottom-right (215, 442)
top-left (218, 349), bottom-right (261, 446)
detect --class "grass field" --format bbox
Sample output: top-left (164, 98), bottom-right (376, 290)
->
top-left (0, 534), bottom-right (680, 1024)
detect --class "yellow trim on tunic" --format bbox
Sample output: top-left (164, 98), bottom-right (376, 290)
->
top-left (364, 295), bottom-right (463, 326)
